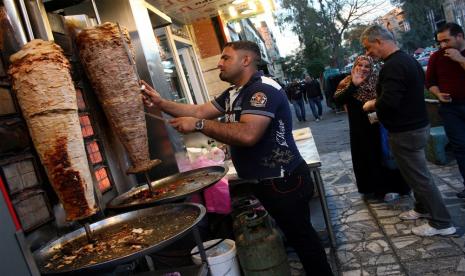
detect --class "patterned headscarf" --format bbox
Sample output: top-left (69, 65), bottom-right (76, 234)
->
top-left (335, 55), bottom-right (378, 104)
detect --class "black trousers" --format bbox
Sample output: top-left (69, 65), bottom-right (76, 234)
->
top-left (252, 162), bottom-right (333, 276)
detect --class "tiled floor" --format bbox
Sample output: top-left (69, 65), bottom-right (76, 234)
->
top-left (288, 104), bottom-right (465, 275)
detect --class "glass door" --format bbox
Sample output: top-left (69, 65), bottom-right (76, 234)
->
top-left (154, 30), bottom-right (188, 103)
top-left (154, 26), bottom-right (209, 104)
top-left (177, 47), bottom-right (208, 104)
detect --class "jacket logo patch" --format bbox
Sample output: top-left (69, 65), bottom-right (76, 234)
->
top-left (250, 92), bottom-right (267, 107)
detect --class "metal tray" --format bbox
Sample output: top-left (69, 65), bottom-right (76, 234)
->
top-left (107, 165), bottom-right (228, 210)
top-left (33, 203), bottom-right (206, 275)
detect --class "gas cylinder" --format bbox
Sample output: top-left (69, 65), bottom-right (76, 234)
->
top-left (235, 210), bottom-right (290, 275)
top-left (231, 196), bottom-right (263, 236)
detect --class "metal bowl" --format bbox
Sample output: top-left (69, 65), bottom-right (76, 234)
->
top-left (106, 165), bottom-right (228, 211)
top-left (33, 203), bottom-right (206, 275)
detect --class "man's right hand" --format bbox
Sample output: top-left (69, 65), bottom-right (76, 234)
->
top-left (362, 99), bottom-right (376, 112)
top-left (140, 80), bottom-right (163, 108)
top-left (444, 48), bottom-right (465, 64)
top-left (435, 92), bottom-right (452, 103)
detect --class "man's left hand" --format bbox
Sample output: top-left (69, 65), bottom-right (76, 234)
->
top-left (169, 117), bottom-right (198, 134)
top-left (444, 48), bottom-right (465, 64)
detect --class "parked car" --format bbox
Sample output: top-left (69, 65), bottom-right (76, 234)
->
top-left (418, 56), bottom-right (429, 67)
top-left (342, 62), bottom-right (353, 73)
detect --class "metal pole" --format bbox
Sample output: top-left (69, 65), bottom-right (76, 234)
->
top-left (312, 168), bottom-right (337, 248)
top-left (90, 0), bottom-right (101, 24)
top-left (192, 226), bottom-right (210, 275)
top-left (16, 0), bottom-right (34, 40)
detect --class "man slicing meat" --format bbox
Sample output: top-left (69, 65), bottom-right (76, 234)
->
top-left (141, 41), bottom-right (332, 275)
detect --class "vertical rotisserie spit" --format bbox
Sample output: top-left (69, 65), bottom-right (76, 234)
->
top-left (76, 22), bottom-right (160, 174)
top-left (9, 39), bottom-right (97, 221)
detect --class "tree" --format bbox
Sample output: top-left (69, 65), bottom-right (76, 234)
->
top-left (343, 23), bottom-right (369, 56)
top-left (314, 0), bottom-right (387, 66)
top-left (279, 53), bottom-right (306, 81)
top-left (276, 0), bottom-right (329, 77)
top-left (391, 0), bottom-right (443, 52)
top-left (278, 0), bottom-right (387, 68)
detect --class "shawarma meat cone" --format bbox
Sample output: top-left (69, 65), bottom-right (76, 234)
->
top-left (76, 22), bottom-right (160, 174)
top-left (9, 39), bottom-right (97, 221)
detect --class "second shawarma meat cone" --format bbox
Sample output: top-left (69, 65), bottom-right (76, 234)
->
top-left (76, 22), bottom-right (160, 174)
top-left (9, 39), bottom-right (97, 221)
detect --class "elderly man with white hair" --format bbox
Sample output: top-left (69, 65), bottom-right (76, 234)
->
top-left (361, 25), bottom-right (455, 237)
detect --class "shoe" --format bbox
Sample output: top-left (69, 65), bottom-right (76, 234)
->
top-left (315, 118), bottom-right (320, 122)
top-left (384, 193), bottom-right (400, 203)
top-left (411, 223), bottom-right (456, 237)
top-left (399, 209), bottom-right (431, 220)
top-left (456, 189), bottom-right (465, 198)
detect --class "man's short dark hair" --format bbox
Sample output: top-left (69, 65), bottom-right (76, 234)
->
top-left (223, 41), bottom-right (261, 64)
top-left (437, 22), bottom-right (464, 37)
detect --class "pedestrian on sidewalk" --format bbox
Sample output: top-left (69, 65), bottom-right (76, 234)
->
top-left (425, 22), bottom-right (465, 199)
top-left (286, 79), bottom-right (307, 121)
top-left (361, 25), bottom-right (456, 237)
top-left (304, 75), bottom-right (324, 121)
top-left (141, 41), bottom-right (332, 275)
top-left (334, 55), bottom-right (410, 201)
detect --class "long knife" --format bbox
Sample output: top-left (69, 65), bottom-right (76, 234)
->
top-left (117, 23), bottom-right (170, 124)
top-left (116, 22), bottom-right (141, 84)
top-left (145, 112), bottom-right (168, 123)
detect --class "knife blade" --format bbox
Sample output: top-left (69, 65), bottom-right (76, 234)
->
top-left (116, 22), bottom-right (141, 84)
top-left (145, 112), bottom-right (168, 123)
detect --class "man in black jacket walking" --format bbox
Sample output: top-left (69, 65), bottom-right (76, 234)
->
top-left (361, 25), bottom-right (455, 237)
top-left (304, 75), bottom-right (323, 121)
top-left (286, 79), bottom-right (306, 121)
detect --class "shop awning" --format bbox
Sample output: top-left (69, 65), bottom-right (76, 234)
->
top-left (145, 0), bottom-right (274, 24)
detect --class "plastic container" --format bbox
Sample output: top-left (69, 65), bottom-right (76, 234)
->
top-left (191, 239), bottom-right (241, 276)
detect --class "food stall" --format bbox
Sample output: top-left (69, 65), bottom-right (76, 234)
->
top-left (0, 0), bottom-right (230, 275)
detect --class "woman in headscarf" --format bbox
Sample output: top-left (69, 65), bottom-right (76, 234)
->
top-left (334, 55), bottom-right (410, 200)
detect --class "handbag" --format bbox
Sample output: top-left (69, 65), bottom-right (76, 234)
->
top-left (379, 124), bottom-right (397, 170)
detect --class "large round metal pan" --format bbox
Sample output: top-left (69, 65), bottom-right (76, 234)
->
top-left (106, 165), bottom-right (228, 210)
top-left (33, 203), bottom-right (206, 275)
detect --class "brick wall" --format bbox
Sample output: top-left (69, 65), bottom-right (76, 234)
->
top-left (189, 20), bottom-right (230, 98)
top-left (192, 18), bottom-right (222, 59)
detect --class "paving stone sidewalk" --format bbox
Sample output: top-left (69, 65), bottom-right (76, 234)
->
top-left (288, 103), bottom-right (465, 276)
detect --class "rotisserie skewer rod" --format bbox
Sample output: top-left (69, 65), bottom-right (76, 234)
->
top-left (144, 172), bottom-right (157, 195)
top-left (83, 222), bottom-right (95, 244)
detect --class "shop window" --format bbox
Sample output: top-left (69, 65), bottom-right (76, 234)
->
top-left (86, 140), bottom-right (103, 164)
top-left (76, 88), bottom-right (86, 111)
top-left (2, 159), bottom-right (39, 194)
top-left (0, 87), bottom-right (16, 115)
top-left (95, 167), bottom-right (111, 193)
top-left (79, 114), bottom-right (94, 137)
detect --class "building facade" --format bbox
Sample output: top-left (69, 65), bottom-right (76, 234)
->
top-left (256, 21), bottom-right (284, 81)
top-left (443, 0), bottom-right (465, 27)
top-left (375, 7), bottom-right (410, 40)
